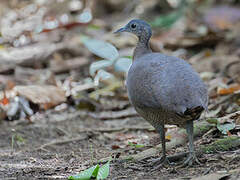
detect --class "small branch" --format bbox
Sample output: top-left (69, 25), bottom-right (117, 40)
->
top-left (76, 125), bottom-right (154, 133)
top-left (217, 110), bottom-right (240, 123)
top-left (91, 126), bottom-right (154, 133)
top-left (35, 136), bottom-right (87, 151)
top-left (89, 107), bottom-right (138, 120)
top-left (221, 60), bottom-right (240, 78)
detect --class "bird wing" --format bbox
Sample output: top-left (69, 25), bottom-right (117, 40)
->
top-left (149, 54), bottom-right (208, 116)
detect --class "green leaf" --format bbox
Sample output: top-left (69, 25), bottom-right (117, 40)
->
top-left (151, 9), bottom-right (183, 28)
top-left (206, 118), bottom-right (218, 125)
top-left (128, 142), bottom-right (145, 148)
top-left (123, 56), bottom-right (132, 59)
top-left (114, 58), bottom-right (132, 73)
top-left (92, 165), bottom-right (100, 178)
top-left (82, 38), bottom-right (119, 61)
top-left (89, 60), bottom-right (113, 76)
top-left (96, 161), bottom-right (110, 180)
top-left (68, 164), bottom-right (99, 180)
top-left (88, 24), bottom-right (101, 30)
top-left (217, 123), bottom-right (236, 134)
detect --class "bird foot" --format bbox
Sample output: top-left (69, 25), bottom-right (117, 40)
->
top-left (181, 153), bottom-right (201, 167)
top-left (148, 156), bottom-right (173, 171)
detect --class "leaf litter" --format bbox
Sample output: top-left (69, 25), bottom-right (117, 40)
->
top-left (0, 0), bottom-right (240, 179)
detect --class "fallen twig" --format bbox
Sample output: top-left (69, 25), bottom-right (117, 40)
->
top-left (35, 136), bottom-right (87, 151)
top-left (89, 107), bottom-right (138, 120)
top-left (221, 60), bottom-right (240, 78)
top-left (90, 126), bottom-right (154, 132)
top-left (217, 110), bottom-right (240, 123)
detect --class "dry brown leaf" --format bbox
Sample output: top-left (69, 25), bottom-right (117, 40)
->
top-left (150, 18), bottom-right (186, 51)
top-left (192, 55), bottom-right (239, 74)
top-left (165, 134), bottom-right (172, 141)
top-left (0, 92), bottom-right (9, 106)
top-left (0, 42), bottom-right (65, 67)
top-left (204, 6), bottom-right (240, 31)
top-left (50, 57), bottom-right (89, 74)
top-left (15, 67), bottom-right (56, 85)
top-left (151, 29), bottom-right (183, 51)
top-left (14, 85), bottom-right (66, 110)
top-left (217, 84), bottom-right (240, 95)
top-left (0, 105), bottom-right (6, 120)
top-left (236, 116), bottom-right (240, 125)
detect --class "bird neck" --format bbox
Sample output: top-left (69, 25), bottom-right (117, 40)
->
top-left (133, 36), bottom-right (152, 60)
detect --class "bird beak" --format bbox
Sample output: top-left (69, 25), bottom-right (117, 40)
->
top-left (114, 27), bottom-right (126, 33)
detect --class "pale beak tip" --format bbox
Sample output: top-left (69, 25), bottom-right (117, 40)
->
top-left (114, 27), bottom-right (125, 34)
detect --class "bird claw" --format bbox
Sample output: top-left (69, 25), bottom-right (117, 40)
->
top-left (148, 156), bottom-right (173, 171)
top-left (181, 153), bottom-right (201, 167)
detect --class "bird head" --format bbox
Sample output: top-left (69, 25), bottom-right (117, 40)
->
top-left (114, 19), bottom-right (152, 40)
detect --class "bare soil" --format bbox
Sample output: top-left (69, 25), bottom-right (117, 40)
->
top-left (0, 109), bottom-right (239, 180)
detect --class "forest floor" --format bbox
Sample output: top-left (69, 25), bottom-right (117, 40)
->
top-left (0, 108), bottom-right (240, 179)
top-left (0, 1), bottom-right (240, 180)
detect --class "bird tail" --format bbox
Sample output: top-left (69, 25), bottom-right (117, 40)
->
top-left (183, 106), bottom-right (204, 120)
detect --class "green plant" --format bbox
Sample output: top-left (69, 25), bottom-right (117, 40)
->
top-left (150, 0), bottom-right (186, 28)
top-left (69, 159), bottom-right (111, 180)
top-left (81, 36), bottom-right (132, 86)
top-left (11, 133), bottom-right (25, 150)
top-left (207, 118), bottom-right (236, 135)
top-left (128, 142), bottom-right (145, 148)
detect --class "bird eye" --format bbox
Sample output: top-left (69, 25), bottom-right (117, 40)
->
top-left (131, 23), bottom-right (136, 29)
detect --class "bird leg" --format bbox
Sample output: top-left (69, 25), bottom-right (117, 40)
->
top-left (150, 124), bottom-right (171, 169)
top-left (182, 120), bottom-right (201, 167)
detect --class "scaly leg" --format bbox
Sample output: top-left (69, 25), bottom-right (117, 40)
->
top-left (151, 123), bottom-right (171, 169)
top-left (182, 120), bottom-right (201, 166)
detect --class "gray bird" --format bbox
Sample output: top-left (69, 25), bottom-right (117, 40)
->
top-left (115, 19), bottom-right (208, 167)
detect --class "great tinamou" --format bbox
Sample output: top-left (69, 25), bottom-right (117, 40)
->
top-left (115, 19), bottom-right (208, 167)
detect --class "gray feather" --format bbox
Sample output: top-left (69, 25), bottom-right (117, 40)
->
top-left (127, 53), bottom-right (208, 126)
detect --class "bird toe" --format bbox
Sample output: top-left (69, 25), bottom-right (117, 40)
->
top-left (181, 153), bottom-right (201, 167)
top-left (146, 156), bottom-right (174, 171)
